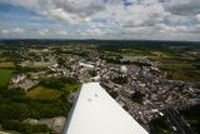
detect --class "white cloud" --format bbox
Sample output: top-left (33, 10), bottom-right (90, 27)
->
top-left (0, 0), bottom-right (38, 8)
top-left (36, 0), bottom-right (106, 24)
top-left (13, 27), bottom-right (24, 33)
top-left (1, 27), bottom-right (24, 34)
top-left (0, 0), bottom-right (200, 40)
top-left (1, 29), bottom-right (9, 34)
top-left (164, 0), bottom-right (200, 16)
top-left (196, 14), bottom-right (200, 22)
top-left (38, 29), bottom-right (49, 36)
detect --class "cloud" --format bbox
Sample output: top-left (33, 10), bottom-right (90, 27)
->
top-left (0, 0), bottom-right (200, 40)
top-left (0, 0), bottom-right (38, 8)
top-left (1, 27), bottom-right (24, 34)
top-left (38, 29), bottom-right (49, 36)
top-left (37, 0), bottom-right (106, 24)
top-left (164, 0), bottom-right (200, 16)
top-left (114, 3), bottom-right (168, 28)
top-left (0, 27), bottom-right (25, 38)
top-left (196, 14), bottom-right (200, 22)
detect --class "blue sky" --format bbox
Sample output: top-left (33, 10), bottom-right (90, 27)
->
top-left (0, 0), bottom-right (200, 41)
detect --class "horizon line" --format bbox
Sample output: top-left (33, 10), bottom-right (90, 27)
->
top-left (0, 38), bottom-right (200, 43)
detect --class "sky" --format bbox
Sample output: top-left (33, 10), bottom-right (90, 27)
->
top-left (0, 0), bottom-right (200, 41)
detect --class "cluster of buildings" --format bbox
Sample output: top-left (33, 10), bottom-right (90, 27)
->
top-left (99, 64), bottom-right (199, 132)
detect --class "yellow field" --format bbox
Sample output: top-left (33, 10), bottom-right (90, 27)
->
top-left (0, 62), bottom-right (15, 68)
top-left (26, 86), bottom-right (61, 100)
top-left (150, 51), bottom-right (167, 57)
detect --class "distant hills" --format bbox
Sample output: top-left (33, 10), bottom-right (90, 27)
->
top-left (0, 39), bottom-right (200, 49)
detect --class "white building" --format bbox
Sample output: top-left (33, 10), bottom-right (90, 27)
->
top-left (11, 74), bottom-right (26, 84)
top-left (79, 62), bottom-right (94, 69)
top-left (120, 65), bottom-right (128, 73)
top-left (63, 82), bottom-right (148, 134)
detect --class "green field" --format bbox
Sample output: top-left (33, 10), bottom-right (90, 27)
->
top-left (39, 77), bottom-right (80, 93)
top-left (64, 83), bottom-right (80, 93)
top-left (103, 49), bottom-right (151, 57)
top-left (26, 86), bottom-right (61, 100)
top-left (0, 69), bottom-right (14, 87)
top-left (159, 63), bottom-right (200, 81)
top-left (102, 49), bottom-right (178, 58)
top-left (0, 57), bottom-right (8, 62)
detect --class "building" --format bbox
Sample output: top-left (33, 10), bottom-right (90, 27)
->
top-left (120, 65), bottom-right (128, 73)
top-left (79, 62), bottom-right (94, 69)
top-left (63, 82), bottom-right (148, 134)
top-left (11, 74), bottom-right (26, 84)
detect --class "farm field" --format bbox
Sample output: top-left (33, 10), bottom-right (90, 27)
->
top-left (26, 86), bottom-right (61, 100)
top-left (0, 62), bottom-right (15, 68)
top-left (0, 69), bottom-right (14, 87)
top-left (158, 59), bottom-right (200, 81)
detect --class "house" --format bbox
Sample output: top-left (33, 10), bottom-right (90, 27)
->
top-left (11, 74), bottom-right (26, 84)
top-left (79, 62), bottom-right (94, 69)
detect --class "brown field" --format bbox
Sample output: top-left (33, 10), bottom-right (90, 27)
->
top-left (26, 86), bottom-right (61, 100)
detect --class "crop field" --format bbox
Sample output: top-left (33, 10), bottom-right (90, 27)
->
top-left (102, 49), bottom-right (152, 57)
top-left (26, 86), bottom-right (61, 100)
top-left (0, 57), bottom-right (8, 62)
top-left (159, 63), bottom-right (200, 81)
top-left (0, 62), bottom-right (15, 68)
top-left (0, 69), bottom-right (14, 87)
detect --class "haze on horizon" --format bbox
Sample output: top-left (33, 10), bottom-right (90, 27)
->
top-left (0, 0), bottom-right (200, 41)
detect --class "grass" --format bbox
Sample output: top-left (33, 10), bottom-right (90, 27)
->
top-left (156, 52), bottom-right (200, 81)
top-left (159, 63), bottom-right (200, 81)
top-left (39, 77), bottom-right (80, 93)
top-left (26, 86), bottom-right (61, 100)
top-left (103, 49), bottom-right (151, 57)
top-left (64, 83), bottom-right (80, 93)
top-left (129, 49), bottom-right (151, 56)
top-left (159, 64), bottom-right (193, 71)
top-left (0, 69), bottom-right (14, 87)
top-left (150, 51), bottom-right (167, 57)
top-left (150, 51), bottom-right (176, 58)
top-left (0, 62), bottom-right (15, 68)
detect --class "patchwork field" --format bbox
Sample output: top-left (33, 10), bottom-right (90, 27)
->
top-left (102, 47), bottom-right (200, 81)
top-left (0, 69), bottom-right (14, 87)
top-left (26, 86), bottom-right (61, 100)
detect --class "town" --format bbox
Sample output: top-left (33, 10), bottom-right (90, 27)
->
top-left (0, 40), bottom-right (200, 134)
